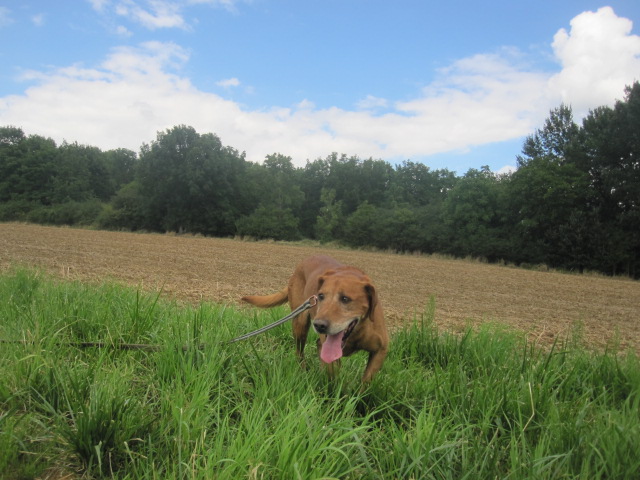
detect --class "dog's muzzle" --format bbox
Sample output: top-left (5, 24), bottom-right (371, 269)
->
top-left (313, 317), bottom-right (359, 343)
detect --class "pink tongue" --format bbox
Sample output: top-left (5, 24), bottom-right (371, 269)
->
top-left (320, 331), bottom-right (345, 363)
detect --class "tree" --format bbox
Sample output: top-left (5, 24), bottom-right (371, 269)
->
top-left (254, 154), bottom-right (305, 212)
top-left (235, 205), bottom-right (301, 240)
top-left (53, 142), bottom-right (110, 202)
top-left (519, 104), bottom-right (580, 165)
top-left (98, 181), bottom-right (146, 231)
top-left (104, 148), bottom-right (137, 191)
top-left (299, 157), bottom-right (331, 237)
top-left (510, 105), bottom-right (597, 269)
top-left (373, 205), bottom-right (422, 252)
top-left (389, 160), bottom-right (457, 207)
top-left (342, 201), bottom-right (378, 247)
top-left (315, 188), bottom-right (343, 243)
top-left (323, 154), bottom-right (392, 214)
top-left (136, 125), bottom-right (248, 235)
top-left (0, 128), bottom-right (57, 211)
top-left (237, 153), bottom-right (305, 240)
top-left (442, 167), bottom-right (510, 261)
top-left (581, 82), bottom-right (640, 275)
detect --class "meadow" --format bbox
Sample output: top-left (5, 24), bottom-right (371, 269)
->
top-left (1, 268), bottom-right (639, 479)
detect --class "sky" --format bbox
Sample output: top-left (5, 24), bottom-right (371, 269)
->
top-left (1, 1), bottom-right (639, 175)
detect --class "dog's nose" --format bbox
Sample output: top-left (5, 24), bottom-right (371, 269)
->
top-left (313, 319), bottom-right (328, 334)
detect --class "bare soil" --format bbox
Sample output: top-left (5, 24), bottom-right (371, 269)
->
top-left (2, 223), bottom-right (639, 354)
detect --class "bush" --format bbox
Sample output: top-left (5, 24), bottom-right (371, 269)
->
top-left (236, 206), bottom-right (301, 241)
top-left (0, 200), bottom-right (37, 221)
top-left (96, 181), bottom-right (146, 231)
top-left (26, 200), bottom-right (104, 226)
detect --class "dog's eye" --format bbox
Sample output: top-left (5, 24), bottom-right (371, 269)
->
top-left (317, 293), bottom-right (325, 301)
top-left (340, 295), bottom-right (351, 304)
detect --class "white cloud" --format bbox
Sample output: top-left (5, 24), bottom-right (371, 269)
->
top-left (549, 6), bottom-right (640, 117)
top-left (0, 6), bottom-right (13, 27)
top-left (216, 77), bottom-right (240, 88)
top-left (356, 95), bottom-right (388, 110)
top-left (186, 0), bottom-right (245, 13)
top-left (1, 7), bottom-right (639, 167)
top-left (116, 24), bottom-right (133, 36)
top-left (496, 165), bottom-right (517, 176)
top-left (89, 0), bottom-right (244, 30)
top-left (31, 13), bottom-right (46, 27)
top-left (88, 0), bottom-right (111, 13)
top-left (115, 0), bottom-right (187, 30)
top-left (389, 51), bottom-right (550, 156)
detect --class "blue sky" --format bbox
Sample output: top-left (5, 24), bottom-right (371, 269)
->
top-left (1, 1), bottom-right (639, 175)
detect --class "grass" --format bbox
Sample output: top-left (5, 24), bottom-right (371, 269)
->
top-left (0, 268), bottom-right (639, 479)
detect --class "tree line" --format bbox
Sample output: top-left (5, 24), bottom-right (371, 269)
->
top-left (1, 82), bottom-right (639, 277)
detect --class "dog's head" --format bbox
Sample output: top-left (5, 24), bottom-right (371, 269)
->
top-left (312, 268), bottom-right (379, 363)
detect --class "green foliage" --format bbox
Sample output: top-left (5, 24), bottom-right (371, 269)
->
top-left (136, 125), bottom-right (249, 235)
top-left (442, 167), bottom-right (511, 260)
top-left (96, 181), bottom-right (146, 230)
top-left (25, 199), bottom-right (105, 226)
top-left (343, 201), bottom-right (378, 247)
top-left (2, 81), bottom-right (640, 275)
top-left (389, 160), bottom-right (457, 206)
top-left (315, 187), bottom-right (344, 242)
top-left (1, 270), bottom-right (639, 479)
top-left (519, 104), bottom-right (580, 163)
top-left (0, 128), bottom-right (135, 227)
top-left (53, 142), bottom-right (112, 202)
top-left (236, 205), bottom-right (301, 240)
top-left (0, 199), bottom-right (38, 221)
top-left (0, 129), bottom-right (57, 205)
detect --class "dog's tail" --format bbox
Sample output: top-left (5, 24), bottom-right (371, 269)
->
top-left (242, 287), bottom-right (289, 308)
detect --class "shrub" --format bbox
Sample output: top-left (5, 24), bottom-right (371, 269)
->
top-left (26, 200), bottom-right (104, 226)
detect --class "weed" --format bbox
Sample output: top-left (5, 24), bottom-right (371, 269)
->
top-left (1, 269), bottom-right (639, 479)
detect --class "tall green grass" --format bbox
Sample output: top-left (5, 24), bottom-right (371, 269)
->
top-left (1, 268), bottom-right (639, 479)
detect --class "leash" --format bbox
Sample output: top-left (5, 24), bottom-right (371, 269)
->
top-left (228, 295), bottom-right (318, 343)
top-left (1, 295), bottom-right (318, 351)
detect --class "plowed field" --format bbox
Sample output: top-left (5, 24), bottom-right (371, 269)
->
top-left (2, 223), bottom-right (639, 353)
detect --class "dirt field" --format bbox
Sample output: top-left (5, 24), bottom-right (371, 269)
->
top-left (1, 223), bottom-right (639, 354)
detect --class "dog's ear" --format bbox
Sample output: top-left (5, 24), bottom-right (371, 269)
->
top-left (364, 283), bottom-right (378, 322)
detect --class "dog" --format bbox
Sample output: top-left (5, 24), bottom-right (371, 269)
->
top-left (242, 255), bottom-right (389, 383)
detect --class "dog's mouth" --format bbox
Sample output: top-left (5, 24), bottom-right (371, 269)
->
top-left (319, 318), bottom-right (359, 364)
top-left (341, 317), bottom-right (358, 346)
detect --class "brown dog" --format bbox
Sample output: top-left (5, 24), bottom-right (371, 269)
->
top-left (242, 255), bottom-right (389, 383)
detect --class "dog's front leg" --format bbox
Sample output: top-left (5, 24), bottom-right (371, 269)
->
top-left (293, 313), bottom-right (311, 367)
top-left (361, 347), bottom-right (388, 384)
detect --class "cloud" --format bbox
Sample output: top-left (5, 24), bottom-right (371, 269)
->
top-left (390, 50), bottom-right (550, 156)
top-left (356, 95), bottom-right (388, 110)
top-left (549, 6), bottom-right (640, 117)
top-left (115, 0), bottom-right (187, 30)
top-left (216, 77), bottom-right (240, 88)
top-left (1, 7), bottom-right (639, 167)
top-left (88, 0), bottom-right (110, 12)
top-left (496, 165), bottom-right (517, 176)
top-left (89, 0), bottom-right (244, 30)
top-left (31, 14), bottom-right (46, 27)
top-left (0, 7), bottom-right (13, 27)
top-left (115, 25), bottom-right (133, 36)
